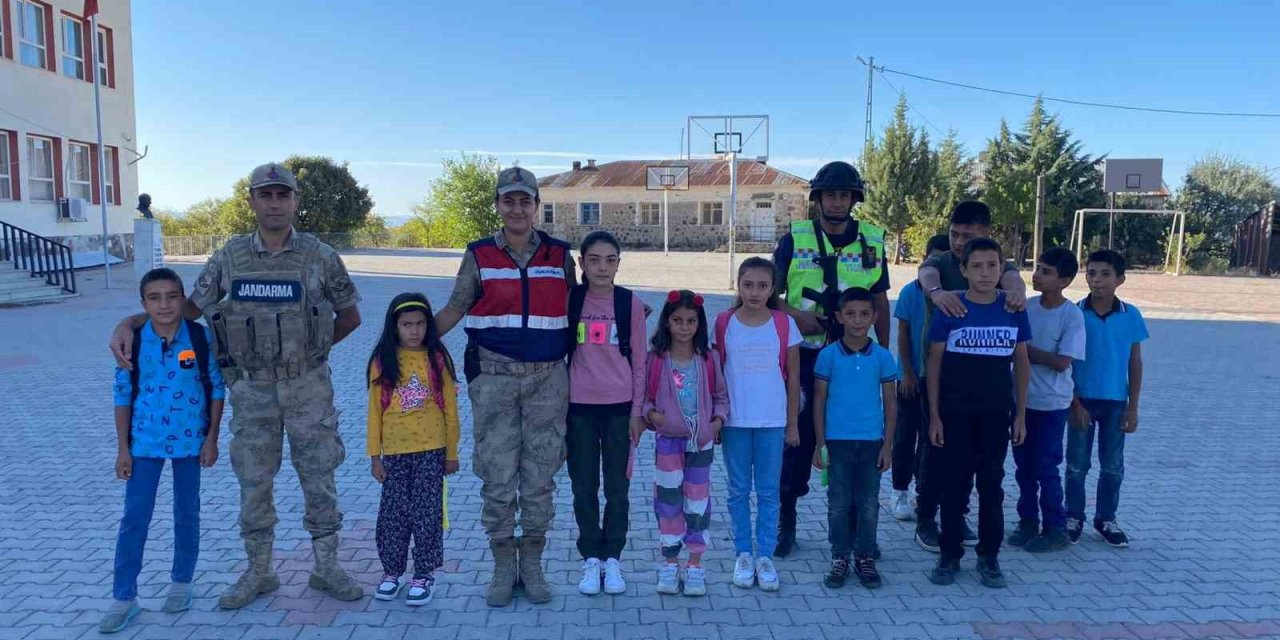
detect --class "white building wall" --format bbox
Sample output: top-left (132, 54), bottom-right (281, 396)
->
top-left (0, 0), bottom-right (137, 256)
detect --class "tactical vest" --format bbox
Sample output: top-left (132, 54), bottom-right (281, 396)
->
top-left (207, 232), bottom-right (335, 381)
top-left (785, 219), bottom-right (886, 347)
top-left (463, 232), bottom-right (571, 362)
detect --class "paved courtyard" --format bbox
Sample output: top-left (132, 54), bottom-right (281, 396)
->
top-left (1, 250), bottom-right (1279, 640)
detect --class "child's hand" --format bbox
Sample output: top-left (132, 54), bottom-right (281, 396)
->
top-left (371, 457), bottom-right (386, 484)
top-left (199, 440), bottom-right (219, 468)
top-left (647, 409), bottom-right (666, 429)
top-left (445, 459), bottom-right (460, 475)
top-left (1003, 288), bottom-right (1027, 313)
top-left (812, 445), bottom-right (826, 470)
top-left (115, 450), bottom-right (132, 480)
top-left (1070, 404), bottom-right (1091, 431)
top-left (929, 416), bottom-right (944, 447)
top-left (784, 423), bottom-right (800, 448)
top-left (877, 442), bottom-right (892, 472)
top-left (709, 417), bottom-right (723, 441)
top-left (898, 373), bottom-right (918, 399)
top-left (1123, 408), bottom-right (1139, 434)
top-left (629, 417), bottom-right (647, 444)
top-left (1011, 415), bottom-right (1027, 446)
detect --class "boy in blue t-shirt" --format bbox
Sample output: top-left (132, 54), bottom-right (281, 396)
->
top-left (925, 238), bottom-right (1030, 589)
top-left (813, 287), bottom-right (898, 590)
top-left (1066, 250), bottom-right (1147, 548)
top-left (891, 235), bottom-right (949, 525)
top-left (101, 269), bottom-right (226, 635)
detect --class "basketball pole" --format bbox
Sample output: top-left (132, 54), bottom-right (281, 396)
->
top-left (729, 151), bottom-right (738, 290)
top-left (663, 187), bottom-right (670, 257)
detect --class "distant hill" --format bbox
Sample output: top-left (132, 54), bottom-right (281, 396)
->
top-left (378, 215), bottom-right (416, 228)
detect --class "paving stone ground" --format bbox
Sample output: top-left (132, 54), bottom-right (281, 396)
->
top-left (1, 250), bottom-right (1278, 640)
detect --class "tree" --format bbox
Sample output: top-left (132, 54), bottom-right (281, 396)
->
top-left (414, 153), bottom-right (503, 248)
top-left (1173, 154), bottom-right (1278, 271)
top-left (156, 198), bottom-right (226, 236)
top-left (221, 156), bottom-right (375, 234)
top-left (862, 96), bottom-right (932, 263)
top-left (905, 130), bottom-right (973, 258)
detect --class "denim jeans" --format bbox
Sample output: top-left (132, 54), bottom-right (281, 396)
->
top-left (827, 439), bottom-right (883, 558)
top-left (1014, 408), bottom-right (1069, 529)
top-left (1065, 399), bottom-right (1128, 524)
top-left (113, 456), bottom-right (201, 601)
top-left (721, 426), bottom-right (785, 557)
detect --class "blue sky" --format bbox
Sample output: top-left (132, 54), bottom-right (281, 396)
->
top-left (135, 0), bottom-right (1280, 218)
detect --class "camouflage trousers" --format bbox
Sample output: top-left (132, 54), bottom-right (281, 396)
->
top-left (469, 360), bottom-right (569, 540)
top-left (228, 365), bottom-right (347, 546)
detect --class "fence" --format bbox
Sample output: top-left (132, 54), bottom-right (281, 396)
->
top-left (1231, 201), bottom-right (1279, 276)
top-left (163, 232), bottom-right (399, 256)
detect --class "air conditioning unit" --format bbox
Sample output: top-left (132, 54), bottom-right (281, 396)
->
top-left (58, 198), bottom-right (89, 221)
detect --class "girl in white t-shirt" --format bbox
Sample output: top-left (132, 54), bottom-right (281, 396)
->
top-left (713, 257), bottom-right (801, 592)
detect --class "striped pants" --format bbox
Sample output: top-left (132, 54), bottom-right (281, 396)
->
top-left (654, 435), bottom-right (714, 559)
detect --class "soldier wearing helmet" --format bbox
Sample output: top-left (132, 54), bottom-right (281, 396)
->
top-left (770, 161), bottom-right (891, 558)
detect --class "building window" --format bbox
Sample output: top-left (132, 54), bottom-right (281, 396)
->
top-left (579, 202), bottom-right (600, 226)
top-left (699, 202), bottom-right (724, 226)
top-left (60, 15), bottom-right (84, 80)
top-left (26, 136), bottom-right (55, 201)
top-left (0, 1), bottom-right (10, 61)
top-left (638, 202), bottom-right (661, 226)
top-left (104, 146), bottom-right (118, 204)
top-left (0, 131), bottom-right (14, 201)
top-left (18, 1), bottom-right (50, 70)
top-left (67, 142), bottom-right (92, 201)
top-left (95, 26), bottom-right (113, 87)
top-left (541, 202), bottom-right (554, 224)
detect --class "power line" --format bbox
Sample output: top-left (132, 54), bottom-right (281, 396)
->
top-left (876, 70), bottom-right (948, 137)
top-left (876, 64), bottom-right (1280, 118)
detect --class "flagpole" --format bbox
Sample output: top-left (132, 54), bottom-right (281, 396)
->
top-left (90, 12), bottom-right (110, 288)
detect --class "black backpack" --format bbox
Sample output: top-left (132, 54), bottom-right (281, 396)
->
top-left (567, 284), bottom-right (633, 367)
top-left (130, 319), bottom-right (213, 409)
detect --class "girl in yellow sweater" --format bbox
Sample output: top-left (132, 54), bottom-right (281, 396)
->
top-left (367, 293), bottom-right (460, 606)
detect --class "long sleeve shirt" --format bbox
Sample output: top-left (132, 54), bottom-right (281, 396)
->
top-left (366, 348), bottom-right (460, 459)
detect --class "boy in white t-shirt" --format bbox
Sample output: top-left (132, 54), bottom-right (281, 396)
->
top-left (1008, 248), bottom-right (1085, 553)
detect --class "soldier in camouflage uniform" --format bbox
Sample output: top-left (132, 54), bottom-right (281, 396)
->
top-left (434, 167), bottom-right (576, 607)
top-left (110, 163), bottom-right (365, 608)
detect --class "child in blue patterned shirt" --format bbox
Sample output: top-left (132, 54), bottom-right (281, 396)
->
top-left (101, 268), bottom-right (226, 634)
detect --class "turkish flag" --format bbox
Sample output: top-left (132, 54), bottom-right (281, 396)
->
top-left (83, 0), bottom-right (98, 18)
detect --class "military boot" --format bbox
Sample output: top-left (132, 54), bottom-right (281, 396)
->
top-left (218, 539), bottom-right (281, 610)
top-left (517, 536), bottom-right (553, 604)
top-left (307, 534), bottom-right (364, 601)
top-left (486, 537), bottom-right (518, 607)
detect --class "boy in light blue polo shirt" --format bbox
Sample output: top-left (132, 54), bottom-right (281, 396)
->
top-left (813, 287), bottom-right (898, 589)
top-left (1066, 250), bottom-right (1147, 548)
top-left (102, 269), bottom-right (226, 634)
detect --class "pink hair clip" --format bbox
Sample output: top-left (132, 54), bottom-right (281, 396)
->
top-left (666, 290), bottom-right (681, 303)
top-left (693, 294), bottom-right (704, 307)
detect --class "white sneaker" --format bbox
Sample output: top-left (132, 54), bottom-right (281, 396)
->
top-left (755, 556), bottom-right (780, 592)
top-left (682, 565), bottom-right (707, 597)
top-left (732, 553), bottom-right (755, 588)
top-left (602, 558), bottom-right (626, 595)
top-left (656, 562), bottom-right (680, 595)
top-left (893, 490), bottom-right (915, 521)
top-left (578, 558), bottom-right (603, 596)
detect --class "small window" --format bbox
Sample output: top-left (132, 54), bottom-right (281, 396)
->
top-left (67, 142), bottom-right (92, 201)
top-left (104, 146), bottom-right (118, 204)
top-left (699, 202), bottom-right (724, 226)
top-left (579, 202), bottom-right (600, 226)
top-left (541, 202), bottom-right (554, 224)
top-left (0, 133), bottom-right (12, 201)
top-left (638, 202), bottom-right (661, 226)
top-left (61, 16), bottom-right (85, 80)
top-left (18, 1), bottom-right (48, 70)
top-left (95, 27), bottom-right (111, 86)
top-left (26, 136), bottom-right (55, 201)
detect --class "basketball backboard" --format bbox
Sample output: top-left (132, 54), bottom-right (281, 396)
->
top-left (1104, 159), bottom-right (1163, 194)
top-left (646, 165), bottom-right (690, 191)
top-left (686, 115), bottom-right (769, 162)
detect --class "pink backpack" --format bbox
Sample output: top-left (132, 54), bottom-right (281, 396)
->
top-left (713, 309), bottom-right (790, 380)
top-left (645, 351), bottom-right (718, 406)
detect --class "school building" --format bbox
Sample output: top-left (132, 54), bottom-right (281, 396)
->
top-left (537, 158), bottom-right (811, 251)
top-left (0, 0), bottom-right (137, 260)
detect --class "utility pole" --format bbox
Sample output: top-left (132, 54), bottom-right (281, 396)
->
top-left (861, 56), bottom-right (875, 165)
top-left (1033, 174), bottom-right (1045, 264)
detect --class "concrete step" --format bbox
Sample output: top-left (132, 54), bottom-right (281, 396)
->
top-left (0, 285), bottom-right (76, 305)
top-left (0, 276), bottom-right (56, 292)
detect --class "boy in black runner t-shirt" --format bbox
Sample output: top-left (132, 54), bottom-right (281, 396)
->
top-left (925, 238), bottom-right (1030, 589)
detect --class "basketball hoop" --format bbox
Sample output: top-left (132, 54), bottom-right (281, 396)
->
top-left (646, 165), bottom-right (691, 256)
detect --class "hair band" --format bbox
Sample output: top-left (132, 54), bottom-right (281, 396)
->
top-left (395, 301), bottom-right (428, 313)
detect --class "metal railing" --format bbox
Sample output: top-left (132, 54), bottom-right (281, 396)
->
top-left (0, 221), bottom-right (77, 293)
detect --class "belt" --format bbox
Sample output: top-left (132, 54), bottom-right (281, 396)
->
top-left (237, 356), bottom-right (326, 382)
top-left (478, 359), bottom-right (563, 376)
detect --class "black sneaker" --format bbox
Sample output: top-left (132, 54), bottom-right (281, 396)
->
top-left (775, 527), bottom-right (796, 558)
top-left (1007, 519), bottom-right (1038, 547)
top-left (961, 518), bottom-right (978, 546)
top-left (915, 521), bottom-right (941, 553)
top-left (1065, 518), bottom-right (1084, 545)
top-left (975, 557), bottom-right (1006, 588)
top-left (1025, 528), bottom-right (1070, 553)
top-left (928, 557), bottom-right (960, 585)
top-left (854, 556), bottom-right (882, 589)
top-left (823, 556), bottom-right (850, 588)
top-left (406, 576), bottom-right (434, 606)
top-left (1095, 521), bottom-right (1130, 548)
